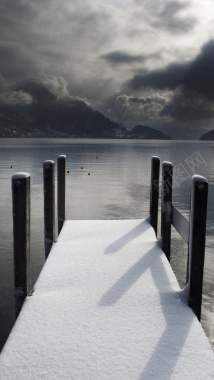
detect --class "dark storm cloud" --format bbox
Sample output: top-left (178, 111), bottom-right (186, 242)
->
top-left (127, 39), bottom-right (214, 122)
top-left (100, 51), bottom-right (162, 66)
top-left (183, 41), bottom-right (214, 99)
top-left (128, 40), bottom-right (214, 100)
top-left (128, 63), bottom-right (187, 91)
top-left (160, 88), bottom-right (214, 120)
top-left (100, 51), bottom-right (145, 65)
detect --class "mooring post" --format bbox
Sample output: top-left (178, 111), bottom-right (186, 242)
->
top-left (57, 155), bottom-right (66, 234)
top-left (161, 161), bottom-right (173, 262)
top-left (12, 172), bottom-right (31, 318)
top-left (150, 156), bottom-right (160, 236)
top-left (188, 175), bottom-right (208, 321)
top-left (43, 160), bottom-right (55, 259)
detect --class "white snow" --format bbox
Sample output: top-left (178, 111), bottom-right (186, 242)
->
top-left (192, 174), bottom-right (208, 184)
top-left (162, 161), bottom-right (172, 166)
top-left (58, 154), bottom-right (66, 158)
top-left (43, 160), bottom-right (54, 166)
top-left (1, 219), bottom-right (214, 379)
top-left (12, 172), bottom-right (30, 179)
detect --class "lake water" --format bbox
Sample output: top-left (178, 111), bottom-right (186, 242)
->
top-left (0, 138), bottom-right (214, 351)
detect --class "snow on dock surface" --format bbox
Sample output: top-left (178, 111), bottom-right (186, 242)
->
top-left (1, 219), bottom-right (214, 379)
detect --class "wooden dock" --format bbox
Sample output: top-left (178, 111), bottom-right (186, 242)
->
top-left (0, 156), bottom-right (214, 379)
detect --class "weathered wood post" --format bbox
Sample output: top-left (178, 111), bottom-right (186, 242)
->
top-left (43, 160), bottom-right (55, 259)
top-left (188, 175), bottom-right (208, 321)
top-left (12, 173), bottom-right (31, 318)
top-left (150, 156), bottom-right (160, 236)
top-left (161, 161), bottom-right (173, 262)
top-left (57, 155), bottom-right (66, 234)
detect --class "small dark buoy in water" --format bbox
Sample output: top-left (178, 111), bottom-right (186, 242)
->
top-left (88, 173), bottom-right (90, 175)
top-left (67, 171), bottom-right (70, 174)
top-left (11, 166), bottom-right (12, 168)
top-left (81, 167), bottom-right (83, 169)
top-left (96, 156), bottom-right (98, 159)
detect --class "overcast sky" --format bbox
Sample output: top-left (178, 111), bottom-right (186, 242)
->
top-left (1, 0), bottom-right (214, 137)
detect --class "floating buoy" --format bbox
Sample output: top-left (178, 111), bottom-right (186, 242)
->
top-left (11, 166), bottom-right (12, 168)
top-left (88, 173), bottom-right (90, 175)
top-left (81, 167), bottom-right (83, 169)
top-left (96, 157), bottom-right (98, 159)
top-left (67, 171), bottom-right (70, 174)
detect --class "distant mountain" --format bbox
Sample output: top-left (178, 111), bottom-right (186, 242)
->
top-left (0, 82), bottom-right (171, 139)
top-left (200, 130), bottom-right (214, 140)
top-left (124, 125), bottom-right (171, 139)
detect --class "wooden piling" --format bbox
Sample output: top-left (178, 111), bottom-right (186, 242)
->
top-left (188, 175), bottom-right (208, 320)
top-left (12, 173), bottom-right (31, 318)
top-left (150, 156), bottom-right (160, 236)
top-left (43, 160), bottom-right (55, 259)
top-left (57, 155), bottom-right (66, 234)
top-left (161, 161), bottom-right (173, 262)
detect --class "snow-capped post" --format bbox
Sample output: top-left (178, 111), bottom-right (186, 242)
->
top-left (150, 156), bottom-right (160, 236)
top-left (161, 161), bottom-right (173, 262)
top-left (43, 160), bottom-right (55, 259)
top-left (12, 172), bottom-right (31, 318)
top-left (57, 155), bottom-right (66, 234)
top-left (188, 175), bottom-right (208, 321)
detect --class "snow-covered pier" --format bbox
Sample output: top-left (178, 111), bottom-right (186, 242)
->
top-left (0, 156), bottom-right (214, 379)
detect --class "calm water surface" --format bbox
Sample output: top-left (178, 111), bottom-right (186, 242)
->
top-left (0, 138), bottom-right (214, 351)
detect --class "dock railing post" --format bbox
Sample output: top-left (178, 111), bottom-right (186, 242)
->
top-left (12, 172), bottom-right (31, 318)
top-left (57, 155), bottom-right (66, 235)
top-left (43, 160), bottom-right (55, 259)
top-left (188, 175), bottom-right (208, 321)
top-left (161, 161), bottom-right (173, 262)
top-left (150, 156), bottom-right (160, 236)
